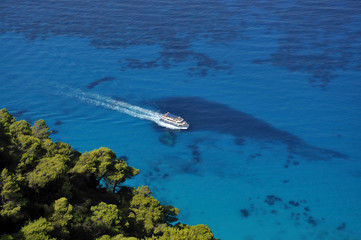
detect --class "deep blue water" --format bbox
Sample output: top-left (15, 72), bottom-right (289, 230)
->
top-left (1, 0), bottom-right (361, 239)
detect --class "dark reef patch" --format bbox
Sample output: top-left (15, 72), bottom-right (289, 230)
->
top-left (180, 161), bottom-right (199, 175)
top-left (251, 1), bottom-right (361, 88)
top-left (154, 96), bottom-right (347, 160)
top-left (0, 0), bottom-right (242, 77)
top-left (307, 216), bottom-right (318, 226)
top-left (265, 195), bottom-right (282, 206)
top-left (0, 1), bottom-right (359, 86)
top-left (336, 222), bottom-right (346, 231)
top-left (288, 201), bottom-right (300, 207)
top-left (188, 145), bottom-right (201, 163)
top-left (12, 110), bottom-right (28, 117)
top-left (284, 154), bottom-right (300, 168)
top-left (118, 156), bottom-right (128, 162)
top-left (121, 52), bottom-right (232, 77)
top-left (234, 137), bottom-right (245, 146)
top-left (240, 209), bottom-right (249, 218)
top-left (244, 195), bottom-right (330, 232)
top-left (248, 153), bottom-right (262, 161)
top-left (158, 131), bottom-right (176, 147)
top-left (54, 120), bottom-right (62, 126)
top-left (87, 77), bottom-right (115, 89)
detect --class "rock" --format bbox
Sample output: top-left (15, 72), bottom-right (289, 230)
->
top-left (240, 209), bottom-right (249, 218)
top-left (158, 131), bottom-right (176, 146)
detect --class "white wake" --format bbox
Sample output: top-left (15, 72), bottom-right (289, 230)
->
top-left (60, 88), bottom-right (182, 129)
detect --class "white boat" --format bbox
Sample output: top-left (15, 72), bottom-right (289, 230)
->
top-left (160, 112), bottom-right (189, 130)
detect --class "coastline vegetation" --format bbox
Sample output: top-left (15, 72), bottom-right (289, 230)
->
top-left (0, 108), bottom-right (216, 240)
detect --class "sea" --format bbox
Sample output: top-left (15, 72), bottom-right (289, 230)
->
top-left (1, 1), bottom-right (361, 239)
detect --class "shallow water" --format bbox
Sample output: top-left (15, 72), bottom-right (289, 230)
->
top-left (1, 0), bottom-right (361, 239)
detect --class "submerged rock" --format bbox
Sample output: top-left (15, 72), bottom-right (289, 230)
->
top-left (188, 144), bottom-right (201, 163)
top-left (265, 195), bottom-right (282, 205)
top-left (158, 131), bottom-right (176, 147)
top-left (307, 216), bottom-right (318, 226)
top-left (240, 209), bottom-right (249, 218)
top-left (336, 222), bottom-right (346, 231)
top-left (13, 109), bottom-right (28, 117)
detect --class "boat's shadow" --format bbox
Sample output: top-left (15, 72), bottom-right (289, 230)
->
top-left (151, 96), bottom-right (347, 160)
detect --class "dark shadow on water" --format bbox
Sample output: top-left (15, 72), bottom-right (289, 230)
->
top-left (153, 96), bottom-right (347, 160)
top-left (187, 144), bottom-right (201, 163)
top-left (87, 76), bottom-right (115, 89)
top-left (12, 110), bottom-right (28, 117)
top-left (158, 131), bottom-right (176, 147)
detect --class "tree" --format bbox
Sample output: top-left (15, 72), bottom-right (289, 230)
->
top-left (70, 148), bottom-right (138, 190)
top-left (50, 197), bottom-right (73, 228)
top-left (0, 234), bottom-right (13, 240)
top-left (97, 234), bottom-right (137, 240)
top-left (0, 109), bottom-right (14, 148)
top-left (162, 205), bottom-right (180, 225)
top-left (0, 168), bottom-right (26, 220)
top-left (128, 186), bottom-right (169, 237)
top-left (105, 159), bottom-right (139, 193)
top-left (0, 109), bottom-right (216, 239)
top-left (9, 120), bottom-right (32, 137)
top-left (32, 120), bottom-right (51, 140)
top-left (154, 224), bottom-right (215, 240)
top-left (90, 202), bottom-right (122, 236)
top-left (49, 197), bottom-right (73, 239)
top-left (21, 217), bottom-right (55, 240)
top-left (27, 155), bottom-right (69, 189)
top-left (70, 147), bottom-right (116, 181)
top-left (15, 135), bottom-right (45, 172)
top-left (0, 109), bottom-right (15, 131)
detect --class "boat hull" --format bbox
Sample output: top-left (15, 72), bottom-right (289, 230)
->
top-left (159, 118), bottom-right (189, 130)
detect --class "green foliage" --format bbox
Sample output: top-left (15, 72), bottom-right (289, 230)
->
top-left (71, 147), bottom-right (117, 179)
top-left (97, 235), bottom-right (112, 240)
top-left (9, 120), bottom-right (32, 137)
top-left (105, 158), bottom-right (139, 193)
top-left (128, 186), bottom-right (174, 237)
top-left (16, 135), bottom-right (45, 172)
top-left (90, 202), bottom-right (123, 236)
top-left (0, 234), bottom-right (13, 240)
top-left (43, 140), bottom-right (76, 159)
top-left (154, 224), bottom-right (215, 240)
top-left (97, 234), bottom-right (137, 240)
top-left (71, 147), bottom-right (139, 191)
top-left (49, 197), bottom-right (73, 239)
top-left (163, 205), bottom-right (180, 224)
top-left (0, 109), bottom-right (14, 150)
top-left (0, 109), bottom-right (216, 240)
top-left (0, 168), bottom-right (26, 219)
top-left (50, 197), bottom-right (73, 228)
top-left (27, 155), bottom-right (69, 189)
top-left (0, 109), bottom-right (15, 126)
top-left (31, 120), bottom-right (51, 140)
top-left (21, 217), bottom-right (55, 240)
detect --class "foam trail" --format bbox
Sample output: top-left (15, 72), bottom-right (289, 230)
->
top-left (58, 87), bottom-right (181, 129)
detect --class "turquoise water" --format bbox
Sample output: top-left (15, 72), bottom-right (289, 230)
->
top-left (1, 1), bottom-right (361, 239)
